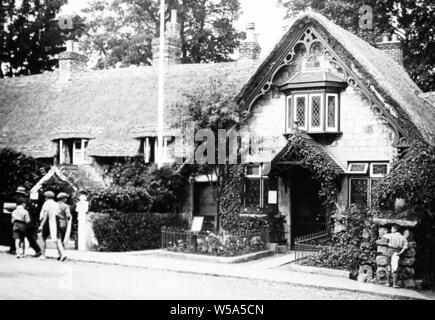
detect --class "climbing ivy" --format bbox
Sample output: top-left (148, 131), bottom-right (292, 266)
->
top-left (372, 141), bottom-right (435, 218)
top-left (219, 165), bottom-right (269, 235)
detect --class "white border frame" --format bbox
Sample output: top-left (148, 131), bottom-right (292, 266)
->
top-left (346, 163), bottom-right (369, 174)
top-left (293, 94), bottom-right (308, 131)
top-left (326, 93), bottom-right (339, 132)
top-left (308, 93), bottom-right (324, 132)
top-left (370, 162), bottom-right (390, 178)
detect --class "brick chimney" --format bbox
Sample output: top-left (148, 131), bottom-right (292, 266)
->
top-left (375, 33), bottom-right (403, 66)
top-left (59, 40), bottom-right (88, 73)
top-left (152, 10), bottom-right (182, 65)
top-left (239, 23), bottom-right (261, 60)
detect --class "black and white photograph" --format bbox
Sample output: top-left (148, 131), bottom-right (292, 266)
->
top-left (0, 0), bottom-right (435, 307)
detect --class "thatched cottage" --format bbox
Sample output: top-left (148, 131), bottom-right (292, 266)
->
top-left (1, 11), bottom-right (434, 244)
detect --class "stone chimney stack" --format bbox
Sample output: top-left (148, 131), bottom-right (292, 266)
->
top-left (152, 10), bottom-right (182, 65)
top-left (375, 33), bottom-right (403, 66)
top-left (239, 23), bottom-right (261, 60)
top-left (59, 40), bottom-right (88, 73)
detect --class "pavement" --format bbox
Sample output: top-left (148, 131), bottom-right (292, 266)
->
top-left (0, 245), bottom-right (431, 300)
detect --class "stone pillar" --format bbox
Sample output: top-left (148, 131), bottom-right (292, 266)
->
top-left (76, 195), bottom-right (89, 251)
top-left (374, 226), bottom-right (417, 288)
top-left (238, 23), bottom-right (261, 61)
top-left (375, 34), bottom-right (403, 66)
top-left (59, 40), bottom-right (88, 74)
top-left (152, 10), bottom-right (182, 65)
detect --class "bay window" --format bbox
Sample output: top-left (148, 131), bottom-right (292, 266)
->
top-left (287, 92), bottom-right (340, 133)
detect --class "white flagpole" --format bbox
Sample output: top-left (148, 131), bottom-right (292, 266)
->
top-left (157, 0), bottom-right (165, 169)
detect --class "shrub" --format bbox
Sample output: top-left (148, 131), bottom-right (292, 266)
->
top-left (0, 147), bottom-right (51, 201)
top-left (103, 158), bottom-right (188, 213)
top-left (300, 207), bottom-right (378, 271)
top-left (89, 186), bottom-right (153, 213)
top-left (92, 211), bottom-right (162, 251)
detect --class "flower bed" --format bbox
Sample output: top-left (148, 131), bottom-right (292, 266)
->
top-left (161, 227), bottom-right (268, 257)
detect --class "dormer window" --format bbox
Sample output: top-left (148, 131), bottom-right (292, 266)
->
top-left (141, 136), bottom-right (173, 164)
top-left (58, 139), bottom-right (91, 165)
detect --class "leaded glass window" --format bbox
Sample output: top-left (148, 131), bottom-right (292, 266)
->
top-left (327, 95), bottom-right (336, 128)
top-left (244, 179), bottom-right (261, 207)
top-left (311, 96), bottom-right (321, 127)
top-left (370, 163), bottom-right (389, 177)
top-left (350, 178), bottom-right (369, 208)
top-left (296, 96), bottom-right (306, 128)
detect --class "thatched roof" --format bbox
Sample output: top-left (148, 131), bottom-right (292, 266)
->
top-left (420, 92), bottom-right (435, 107)
top-left (0, 62), bottom-right (259, 158)
top-left (238, 11), bottom-right (435, 146)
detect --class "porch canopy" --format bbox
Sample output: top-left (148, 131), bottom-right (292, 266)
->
top-left (266, 132), bottom-right (345, 175)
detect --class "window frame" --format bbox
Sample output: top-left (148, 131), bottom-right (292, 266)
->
top-left (325, 93), bottom-right (339, 132)
top-left (370, 162), bottom-right (390, 178)
top-left (346, 163), bottom-right (369, 174)
top-left (349, 177), bottom-right (370, 209)
top-left (293, 93), bottom-right (308, 131)
top-left (244, 164), bottom-right (269, 208)
top-left (348, 161), bottom-right (390, 209)
top-left (59, 139), bottom-right (91, 165)
top-left (308, 93), bottom-right (324, 132)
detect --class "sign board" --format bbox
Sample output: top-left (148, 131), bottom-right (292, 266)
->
top-left (191, 216), bottom-right (204, 233)
top-left (268, 191), bottom-right (277, 204)
top-left (3, 202), bottom-right (17, 215)
top-left (30, 192), bottom-right (39, 200)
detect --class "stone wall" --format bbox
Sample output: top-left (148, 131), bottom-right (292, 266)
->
top-left (374, 227), bottom-right (418, 289)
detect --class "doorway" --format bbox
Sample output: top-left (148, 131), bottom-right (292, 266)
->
top-left (290, 167), bottom-right (327, 243)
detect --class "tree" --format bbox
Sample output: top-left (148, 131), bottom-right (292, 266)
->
top-left (278, 0), bottom-right (435, 91)
top-left (81, 0), bottom-right (243, 68)
top-left (0, 0), bottom-right (83, 78)
top-left (170, 76), bottom-right (245, 230)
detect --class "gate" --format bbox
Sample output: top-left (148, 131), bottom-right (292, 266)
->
top-left (294, 230), bottom-right (330, 263)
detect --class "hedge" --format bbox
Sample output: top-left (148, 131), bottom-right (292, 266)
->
top-left (92, 211), bottom-right (186, 252)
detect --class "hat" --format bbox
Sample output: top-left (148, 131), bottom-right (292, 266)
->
top-left (15, 186), bottom-right (28, 196)
top-left (44, 191), bottom-right (55, 199)
top-left (56, 192), bottom-right (69, 200)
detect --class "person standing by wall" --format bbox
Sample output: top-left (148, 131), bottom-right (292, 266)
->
top-left (56, 192), bottom-right (72, 247)
top-left (382, 224), bottom-right (408, 288)
top-left (11, 198), bottom-right (30, 258)
top-left (38, 191), bottom-right (67, 261)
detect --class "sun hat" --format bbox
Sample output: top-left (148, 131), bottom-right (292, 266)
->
top-left (56, 192), bottom-right (69, 200)
top-left (44, 191), bottom-right (55, 199)
top-left (15, 186), bottom-right (28, 196)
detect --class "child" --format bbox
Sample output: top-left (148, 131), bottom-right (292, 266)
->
top-left (11, 199), bottom-right (30, 258)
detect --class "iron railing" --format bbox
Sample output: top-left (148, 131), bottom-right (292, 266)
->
top-left (294, 230), bottom-right (331, 263)
top-left (161, 227), bottom-right (268, 257)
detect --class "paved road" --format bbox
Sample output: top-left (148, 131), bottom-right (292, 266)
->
top-left (0, 253), bottom-right (393, 300)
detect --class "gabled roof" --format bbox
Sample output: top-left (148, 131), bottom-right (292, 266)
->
top-left (0, 61), bottom-right (260, 158)
top-left (238, 11), bottom-right (435, 146)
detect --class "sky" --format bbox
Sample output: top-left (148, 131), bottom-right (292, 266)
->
top-left (63, 0), bottom-right (289, 58)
